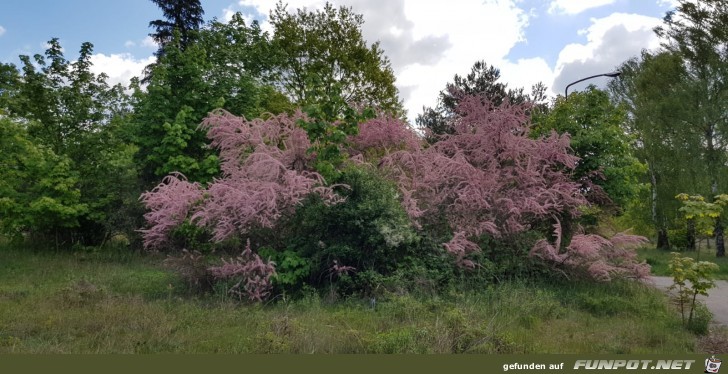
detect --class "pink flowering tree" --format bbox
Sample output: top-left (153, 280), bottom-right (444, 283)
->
top-left (378, 95), bottom-right (587, 268)
top-left (141, 94), bottom-right (650, 295)
top-left (530, 220), bottom-right (650, 281)
top-left (140, 109), bottom-right (345, 248)
top-left (140, 109), bottom-right (348, 300)
top-left (348, 114), bottom-right (423, 160)
top-left (371, 95), bottom-right (650, 280)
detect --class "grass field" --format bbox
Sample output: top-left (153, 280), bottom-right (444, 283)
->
top-left (0, 246), bottom-right (705, 353)
top-left (637, 245), bottom-right (728, 280)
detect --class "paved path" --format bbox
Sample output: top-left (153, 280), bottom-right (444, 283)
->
top-left (645, 276), bottom-right (728, 326)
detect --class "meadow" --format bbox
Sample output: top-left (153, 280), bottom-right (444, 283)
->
top-left (0, 245), bottom-right (703, 354)
top-left (637, 244), bottom-right (728, 280)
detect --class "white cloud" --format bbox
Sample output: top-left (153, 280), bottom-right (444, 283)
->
top-left (223, 7), bottom-right (256, 26)
top-left (239, 0), bottom-right (323, 14)
top-left (234, 0), bottom-right (530, 120)
top-left (0, 25), bottom-right (5, 37)
top-left (657, 0), bottom-right (679, 8)
top-left (141, 36), bottom-right (157, 48)
top-left (552, 13), bottom-right (662, 95)
top-left (500, 57), bottom-right (555, 94)
top-left (397, 0), bottom-right (530, 117)
top-left (89, 53), bottom-right (155, 87)
top-left (124, 40), bottom-right (136, 48)
top-left (548, 0), bottom-right (616, 15)
top-left (222, 6), bottom-right (237, 22)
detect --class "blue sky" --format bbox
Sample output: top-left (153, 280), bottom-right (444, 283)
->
top-left (0, 0), bottom-right (678, 119)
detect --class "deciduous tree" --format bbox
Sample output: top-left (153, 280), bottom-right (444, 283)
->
top-left (139, 110), bottom-right (344, 249)
top-left (531, 86), bottom-right (645, 214)
top-left (381, 94), bottom-right (586, 267)
top-left (269, 1), bottom-right (403, 116)
top-left (654, 0), bottom-right (728, 257)
top-left (135, 15), bottom-right (294, 186)
top-left (0, 40), bottom-right (137, 245)
top-left (610, 50), bottom-right (706, 250)
top-left (0, 118), bottom-right (88, 243)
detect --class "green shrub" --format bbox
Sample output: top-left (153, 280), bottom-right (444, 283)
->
top-left (372, 328), bottom-right (419, 353)
top-left (258, 248), bottom-right (312, 293)
top-left (686, 302), bottom-right (712, 335)
top-left (275, 166), bottom-right (427, 294)
top-left (464, 231), bottom-right (548, 284)
top-left (668, 228), bottom-right (689, 251)
top-left (167, 220), bottom-right (214, 253)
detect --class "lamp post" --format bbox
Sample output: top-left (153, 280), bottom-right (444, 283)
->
top-left (565, 72), bottom-right (621, 100)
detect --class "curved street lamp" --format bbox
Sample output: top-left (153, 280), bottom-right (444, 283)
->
top-left (565, 72), bottom-right (621, 100)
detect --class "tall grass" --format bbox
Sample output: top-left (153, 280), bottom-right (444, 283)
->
top-left (637, 246), bottom-right (728, 280)
top-left (0, 246), bottom-right (699, 353)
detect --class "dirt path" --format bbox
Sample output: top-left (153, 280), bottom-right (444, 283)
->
top-left (646, 276), bottom-right (728, 326)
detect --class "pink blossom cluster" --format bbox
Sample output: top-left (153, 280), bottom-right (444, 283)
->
top-left (349, 115), bottom-right (422, 157)
top-left (139, 173), bottom-right (203, 249)
top-left (208, 239), bottom-right (277, 302)
top-left (530, 221), bottom-right (650, 281)
top-left (140, 110), bottom-right (345, 249)
top-left (377, 96), bottom-right (587, 261)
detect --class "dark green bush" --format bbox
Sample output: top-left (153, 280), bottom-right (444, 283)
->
top-left (275, 166), bottom-right (441, 295)
top-left (668, 228), bottom-right (688, 251)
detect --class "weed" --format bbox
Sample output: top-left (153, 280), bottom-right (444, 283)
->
top-left (59, 279), bottom-right (105, 307)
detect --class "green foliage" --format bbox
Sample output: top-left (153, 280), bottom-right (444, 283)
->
top-left (676, 193), bottom-right (727, 236)
top-left (270, 1), bottom-right (403, 116)
top-left (275, 166), bottom-right (426, 294)
top-left (610, 50), bottom-right (710, 249)
top-left (0, 39), bottom-right (138, 245)
top-left (297, 80), bottom-right (375, 180)
top-left (668, 228), bottom-right (690, 250)
top-left (198, 14), bottom-right (294, 116)
top-left (133, 32), bottom-right (219, 185)
top-left (686, 302), bottom-right (712, 335)
top-left (258, 248), bottom-right (312, 291)
top-left (668, 252), bottom-right (718, 330)
top-left (472, 231), bottom-right (548, 283)
top-left (134, 20), bottom-right (294, 186)
top-left (167, 220), bottom-right (214, 253)
top-left (148, 0), bottom-right (204, 56)
top-left (0, 118), bottom-right (88, 239)
top-left (265, 167), bottom-right (552, 297)
top-left (611, 0), bottom-right (728, 249)
top-left (152, 106), bottom-right (220, 178)
top-left (637, 246), bottom-right (728, 280)
top-left (614, 183), bottom-right (655, 237)
top-left (531, 86), bottom-right (645, 212)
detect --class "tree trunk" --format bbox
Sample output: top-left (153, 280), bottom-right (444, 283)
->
top-left (649, 163), bottom-right (670, 250)
top-left (686, 218), bottom-right (696, 251)
top-left (716, 219), bottom-right (725, 257)
top-left (650, 163), bottom-right (658, 227)
top-left (711, 176), bottom-right (724, 257)
top-left (657, 228), bottom-right (670, 250)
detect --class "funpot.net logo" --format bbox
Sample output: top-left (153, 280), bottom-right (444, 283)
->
top-left (572, 359), bottom-right (696, 370)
